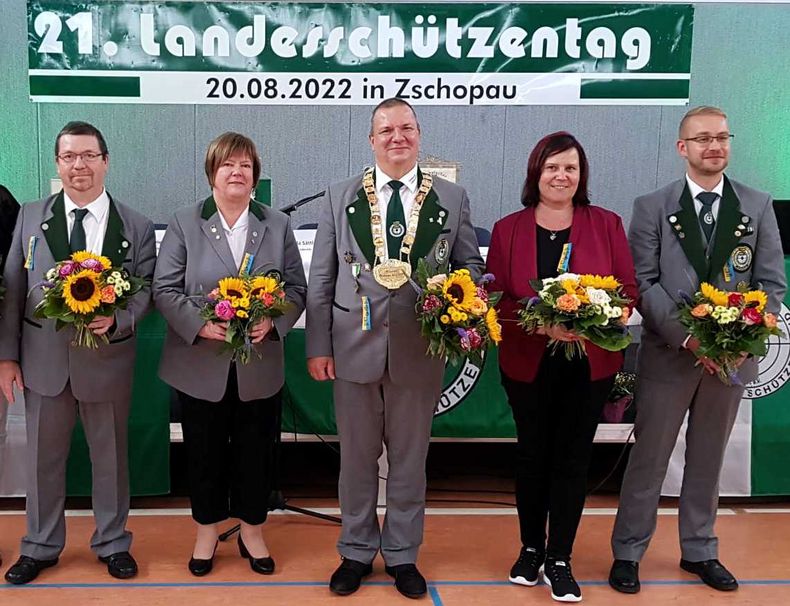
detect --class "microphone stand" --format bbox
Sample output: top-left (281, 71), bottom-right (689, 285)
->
top-left (220, 190), bottom-right (340, 544)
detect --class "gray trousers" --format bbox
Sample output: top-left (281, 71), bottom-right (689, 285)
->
top-left (21, 384), bottom-right (133, 559)
top-left (333, 373), bottom-right (440, 566)
top-left (611, 371), bottom-right (742, 562)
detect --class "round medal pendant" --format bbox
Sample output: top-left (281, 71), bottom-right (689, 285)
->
top-left (373, 259), bottom-right (411, 289)
top-left (703, 212), bottom-right (714, 225)
top-left (389, 221), bottom-right (405, 238)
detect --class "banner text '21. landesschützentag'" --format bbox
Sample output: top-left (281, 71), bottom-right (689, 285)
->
top-left (28, 1), bottom-right (693, 105)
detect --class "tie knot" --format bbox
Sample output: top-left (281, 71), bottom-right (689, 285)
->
top-left (697, 192), bottom-right (717, 208)
top-left (72, 208), bottom-right (89, 221)
top-left (388, 180), bottom-right (404, 192)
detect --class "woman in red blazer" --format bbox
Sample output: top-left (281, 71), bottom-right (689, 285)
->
top-left (486, 132), bottom-right (638, 603)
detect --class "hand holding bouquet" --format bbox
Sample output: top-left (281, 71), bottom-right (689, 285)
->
top-left (518, 273), bottom-right (632, 359)
top-left (414, 259), bottom-right (503, 366)
top-left (200, 272), bottom-right (290, 364)
top-left (34, 251), bottom-right (146, 348)
top-left (678, 283), bottom-right (783, 385)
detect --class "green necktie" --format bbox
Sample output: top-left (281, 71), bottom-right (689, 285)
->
top-left (697, 191), bottom-right (717, 244)
top-left (386, 180), bottom-right (405, 259)
top-left (69, 208), bottom-right (89, 253)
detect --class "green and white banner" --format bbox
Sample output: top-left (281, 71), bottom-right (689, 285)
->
top-left (27, 1), bottom-right (694, 105)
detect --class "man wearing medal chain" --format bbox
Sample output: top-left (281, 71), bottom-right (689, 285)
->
top-left (306, 98), bottom-right (483, 598)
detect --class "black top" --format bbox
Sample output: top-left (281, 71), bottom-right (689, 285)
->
top-left (536, 224), bottom-right (571, 279)
top-left (0, 185), bottom-right (20, 273)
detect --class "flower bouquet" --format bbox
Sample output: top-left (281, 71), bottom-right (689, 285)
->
top-left (33, 251), bottom-right (146, 348)
top-left (414, 259), bottom-right (502, 366)
top-left (200, 273), bottom-right (289, 364)
top-left (678, 282), bottom-right (783, 385)
top-left (518, 273), bottom-right (632, 359)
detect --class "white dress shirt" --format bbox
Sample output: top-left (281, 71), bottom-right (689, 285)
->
top-left (64, 189), bottom-right (110, 255)
top-left (218, 207), bottom-right (250, 270)
top-left (375, 164), bottom-right (419, 259)
top-left (686, 174), bottom-right (724, 222)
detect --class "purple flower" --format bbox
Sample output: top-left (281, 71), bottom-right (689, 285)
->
top-left (215, 300), bottom-right (235, 321)
top-left (527, 296), bottom-right (541, 307)
top-left (58, 261), bottom-right (77, 278)
top-left (456, 327), bottom-right (468, 339)
top-left (80, 258), bottom-right (103, 272)
top-left (480, 273), bottom-right (495, 284)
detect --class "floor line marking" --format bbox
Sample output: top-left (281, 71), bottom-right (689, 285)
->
top-left (429, 586), bottom-right (444, 605)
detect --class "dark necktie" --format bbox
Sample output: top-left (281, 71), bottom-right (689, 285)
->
top-left (69, 208), bottom-right (89, 253)
top-left (697, 192), bottom-right (717, 244)
top-left (386, 180), bottom-right (405, 259)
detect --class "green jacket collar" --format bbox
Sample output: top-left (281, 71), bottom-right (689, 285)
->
top-left (347, 168), bottom-right (447, 269)
top-left (200, 196), bottom-right (266, 221)
top-left (706, 176), bottom-right (745, 282)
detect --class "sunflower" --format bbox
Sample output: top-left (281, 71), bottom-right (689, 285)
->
top-left (560, 278), bottom-right (579, 295)
top-left (218, 277), bottom-right (248, 301)
top-left (71, 250), bottom-right (112, 270)
top-left (700, 282), bottom-right (728, 307)
top-left (63, 269), bottom-right (102, 314)
top-left (580, 274), bottom-right (620, 290)
top-left (442, 272), bottom-right (477, 311)
top-left (485, 307), bottom-right (502, 344)
top-left (249, 276), bottom-right (279, 298)
top-left (743, 290), bottom-right (767, 312)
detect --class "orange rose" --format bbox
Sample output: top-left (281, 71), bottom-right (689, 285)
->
top-left (556, 293), bottom-right (580, 312)
top-left (691, 303), bottom-right (711, 318)
top-left (764, 312), bottom-right (778, 329)
top-left (100, 285), bottom-right (116, 304)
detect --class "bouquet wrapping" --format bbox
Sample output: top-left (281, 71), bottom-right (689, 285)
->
top-left (200, 273), bottom-right (290, 364)
top-left (34, 251), bottom-right (146, 348)
top-left (678, 282), bottom-right (783, 385)
top-left (518, 273), bottom-right (632, 359)
top-left (414, 259), bottom-right (503, 366)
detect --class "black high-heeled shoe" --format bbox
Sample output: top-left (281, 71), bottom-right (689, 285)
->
top-left (188, 541), bottom-right (218, 577)
top-left (237, 535), bottom-right (275, 575)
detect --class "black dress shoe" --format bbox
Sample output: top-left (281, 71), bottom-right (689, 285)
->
top-left (680, 559), bottom-right (738, 591)
top-left (609, 559), bottom-right (640, 594)
top-left (385, 563), bottom-right (428, 599)
top-left (329, 558), bottom-right (373, 596)
top-left (98, 551), bottom-right (138, 579)
top-left (189, 542), bottom-right (218, 577)
top-left (237, 536), bottom-right (275, 575)
top-left (5, 555), bottom-right (59, 585)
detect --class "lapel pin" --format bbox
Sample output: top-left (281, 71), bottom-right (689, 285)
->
top-left (741, 216), bottom-right (750, 223)
top-left (674, 224), bottom-right (682, 231)
top-left (428, 217), bottom-right (434, 223)
top-left (364, 263), bottom-right (371, 271)
top-left (438, 211), bottom-right (446, 218)
top-left (348, 207), bottom-right (355, 214)
top-left (215, 235), bottom-right (221, 240)
top-left (669, 216), bottom-right (678, 224)
top-left (252, 231), bottom-right (258, 237)
top-left (42, 223), bottom-right (49, 230)
top-left (122, 241), bottom-right (129, 248)
top-left (678, 232), bottom-right (685, 239)
top-left (343, 250), bottom-right (356, 264)
top-left (735, 230), bottom-right (742, 237)
top-left (210, 224), bottom-right (217, 233)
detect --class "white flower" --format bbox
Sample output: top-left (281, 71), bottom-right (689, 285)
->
top-left (106, 276), bottom-right (116, 285)
top-left (608, 305), bottom-right (623, 319)
top-left (114, 285), bottom-right (124, 297)
top-left (556, 273), bottom-right (580, 282)
top-left (122, 281), bottom-right (131, 291)
top-left (712, 305), bottom-right (738, 324)
top-left (46, 268), bottom-right (58, 281)
top-left (111, 271), bottom-right (122, 280)
top-left (587, 288), bottom-right (611, 306)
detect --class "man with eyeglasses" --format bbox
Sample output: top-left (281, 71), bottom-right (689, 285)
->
top-left (0, 121), bottom-right (156, 584)
top-left (609, 106), bottom-right (786, 594)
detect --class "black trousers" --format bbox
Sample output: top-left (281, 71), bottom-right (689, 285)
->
top-left (178, 371), bottom-right (280, 526)
top-left (501, 352), bottom-right (614, 560)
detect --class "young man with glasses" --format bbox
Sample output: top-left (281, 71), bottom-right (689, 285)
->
top-left (0, 121), bottom-right (156, 584)
top-left (609, 106), bottom-right (786, 594)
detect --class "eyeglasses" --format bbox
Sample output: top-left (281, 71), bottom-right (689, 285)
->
top-left (683, 134), bottom-right (734, 146)
top-left (56, 152), bottom-right (104, 164)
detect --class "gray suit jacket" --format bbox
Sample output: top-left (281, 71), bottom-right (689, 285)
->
top-left (153, 198), bottom-right (306, 402)
top-left (629, 176), bottom-right (786, 383)
top-left (0, 192), bottom-right (156, 400)
top-left (306, 169), bottom-right (484, 389)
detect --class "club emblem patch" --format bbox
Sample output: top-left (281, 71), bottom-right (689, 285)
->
top-left (730, 245), bottom-right (753, 272)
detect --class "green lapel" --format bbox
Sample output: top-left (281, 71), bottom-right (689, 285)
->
top-left (670, 183), bottom-right (708, 282)
top-left (706, 177), bottom-right (744, 283)
top-left (41, 191), bottom-right (70, 262)
top-left (201, 196), bottom-right (218, 220)
top-left (101, 196), bottom-right (128, 267)
top-left (249, 200), bottom-right (266, 221)
top-left (347, 184), bottom-right (375, 266)
top-left (410, 172), bottom-right (447, 268)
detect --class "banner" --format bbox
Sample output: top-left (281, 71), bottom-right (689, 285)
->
top-left (27, 1), bottom-right (693, 105)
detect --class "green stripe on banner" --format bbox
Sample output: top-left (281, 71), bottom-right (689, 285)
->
top-left (580, 78), bottom-right (689, 99)
top-left (30, 75), bottom-right (140, 97)
top-left (750, 256), bottom-right (790, 495)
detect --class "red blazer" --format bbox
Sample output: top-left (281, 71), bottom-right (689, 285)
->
top-left (486, 205), bottom-right (638, 383)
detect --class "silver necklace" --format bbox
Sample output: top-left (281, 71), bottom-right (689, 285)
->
top-left (549, 230), bottom-right (558, 241)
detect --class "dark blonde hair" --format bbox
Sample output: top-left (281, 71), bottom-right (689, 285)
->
top-left (204, 132), bottom-right (261, 188)
top-left (679, 106), bottom-right (728, 138)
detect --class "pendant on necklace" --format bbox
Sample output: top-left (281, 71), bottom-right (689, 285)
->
top-left (550, 231), bottom-right (557, 241)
